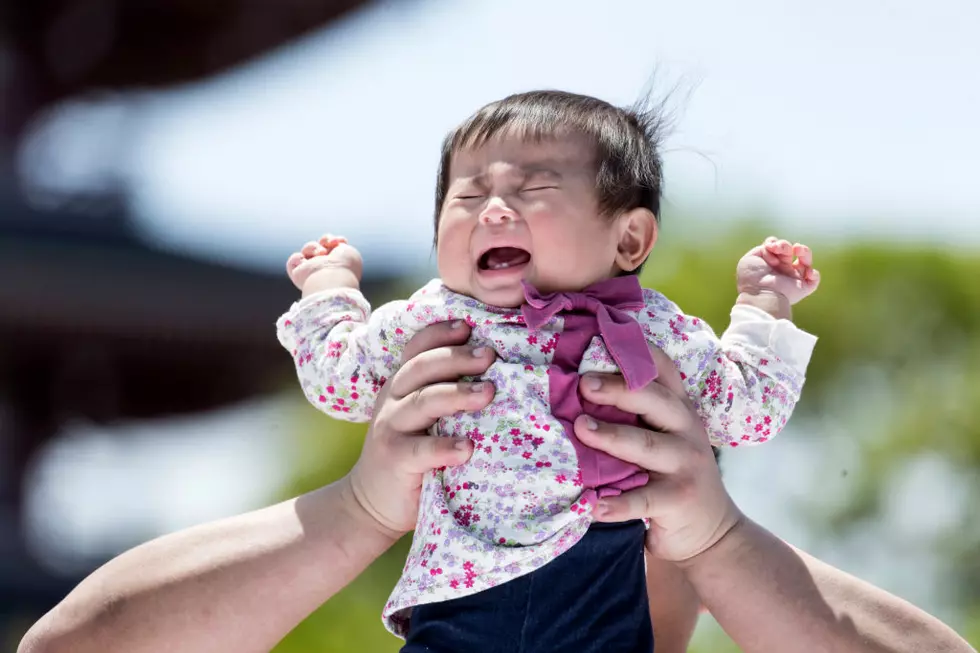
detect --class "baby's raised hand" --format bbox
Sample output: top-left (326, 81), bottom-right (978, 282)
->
top-left (736, 236), bottom-right (820, 305)
top-left (286, 234), bottom-right (363, 292)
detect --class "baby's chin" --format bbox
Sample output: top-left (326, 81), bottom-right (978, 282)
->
top-left (470, 287), bottom-right (526, 309)
top-left (441, 278), bottom-right (526, 309)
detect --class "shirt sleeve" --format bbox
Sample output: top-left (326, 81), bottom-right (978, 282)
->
top-left (275, 288), bottom-right (406, 422)
top-left (638, 290), bottom-right (818, 447)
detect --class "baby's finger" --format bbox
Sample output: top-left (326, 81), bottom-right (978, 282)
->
top-left (793, 243), bottom-right (813, 269)
top-left (760, 247), bottom-right (784, 270)
top-left (319, 234), bottom-right (348, 249)
top-left (764, 237), bottom-right (793, 258)
top-left (301, 241), bottom-right (326, 258)
top-left (286, 252), bottom-right (305, 273)
top-left (776, 243), bottom-right (795, 263)
top-left (791, 258), bottom-right (808, 280)
top-left (801, 268), bottom-right (821, 292)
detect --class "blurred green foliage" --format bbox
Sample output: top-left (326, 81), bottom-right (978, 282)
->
top-left (272, 228), bottom-right (980, 652)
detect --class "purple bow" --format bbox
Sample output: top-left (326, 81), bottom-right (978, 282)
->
top-left (521, 277), bottom-right (657, 390)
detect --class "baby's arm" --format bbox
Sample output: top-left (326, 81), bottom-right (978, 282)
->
top-left (277, 235), bottom-right (400, 422)
top-left (638, 292), bottom-right (817, 447)
top-left (639, 237), bottom-right (820, 446)
top-left (277, 291), bottom-right (408, 422)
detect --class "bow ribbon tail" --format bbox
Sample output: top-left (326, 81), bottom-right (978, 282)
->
top-left (521, 303), bottom-right (552, 330)
top-left (596, 306), bottom-right (658, 391)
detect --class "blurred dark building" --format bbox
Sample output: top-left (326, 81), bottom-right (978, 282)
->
top-left (0, 0), bottom-right (387, 631)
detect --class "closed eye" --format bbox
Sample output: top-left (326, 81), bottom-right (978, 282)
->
top-left (455, 194), bottom-right (484, 200)
top-left (522, 186), bottom-right (558, 193)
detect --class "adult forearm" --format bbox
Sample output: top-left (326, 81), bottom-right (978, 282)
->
top-left (19, 478), bottom-right (398, 653)
top-left (683, 518), bottom-right (974, 653)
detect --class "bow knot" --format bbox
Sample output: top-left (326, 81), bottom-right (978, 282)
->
top-left (521, 277), bottom-right (657, 390)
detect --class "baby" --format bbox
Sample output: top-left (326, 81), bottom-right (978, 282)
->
top-left (277, 90), bottom-right (819, 652)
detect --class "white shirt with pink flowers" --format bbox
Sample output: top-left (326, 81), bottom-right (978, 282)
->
top-left (276, 276), bottom-right (816, 636)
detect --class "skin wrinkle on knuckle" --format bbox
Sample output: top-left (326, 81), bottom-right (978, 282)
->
top-left (640, 490), bottom-right (654, 519)
top-left (639, 429), bottom-right (659, 459)
top-left (389, 363), bottom-right (415, 398)
top-left (408, 387), bottom-right (429, 418)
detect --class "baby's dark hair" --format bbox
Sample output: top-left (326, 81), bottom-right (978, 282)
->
top-left (433, 89), bottom-right (670, 275)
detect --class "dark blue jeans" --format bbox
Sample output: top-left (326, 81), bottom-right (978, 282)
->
top-left (401, 520), bottom-right (653, 653)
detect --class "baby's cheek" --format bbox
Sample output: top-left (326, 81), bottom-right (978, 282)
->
top-left (435, 239), bottom-right (470, 286)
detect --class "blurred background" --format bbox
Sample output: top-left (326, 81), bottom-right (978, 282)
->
top-left (2, 0), bottom-right (978, 650)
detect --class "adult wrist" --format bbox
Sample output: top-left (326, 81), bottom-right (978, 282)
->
top-left (336, 475), bottom-right (404, 547)
top-left (675, 511), bottom-right (755, 576)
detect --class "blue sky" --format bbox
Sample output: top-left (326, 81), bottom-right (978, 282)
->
top-left (26, 0), bottom-right (980, 274)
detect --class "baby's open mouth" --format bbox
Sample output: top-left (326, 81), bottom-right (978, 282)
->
top-left (478, 247), bottom-right (531, 271)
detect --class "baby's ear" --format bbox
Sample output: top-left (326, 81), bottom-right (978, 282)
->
top-left (614, 208), bottom-right (657, 272)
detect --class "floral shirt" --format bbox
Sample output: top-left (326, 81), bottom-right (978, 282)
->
top-left (276, 275), bottom-right (817, 637)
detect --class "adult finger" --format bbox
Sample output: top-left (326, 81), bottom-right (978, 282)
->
top-left (573, 415), bottom-right (691, 475)
top-left (579, 372), bottom-right (696, 436)
top-left (594, 480), bottom-right (685, 524)
top-left (392, 321), bottom-right (495, 396)
top-left (401, 320), bottom-right (472, 363)
top-left (384, 381), bottom-right (494, 433)
top-left (388, 432), bottom-right (475, 474)
top-left (392, 343), bottom-right (495, 399)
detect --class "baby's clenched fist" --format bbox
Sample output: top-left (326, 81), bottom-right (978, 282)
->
top-left (736, 236), bottom-right (820, 306)
top-left (286, 234), bottom-right (363, 293)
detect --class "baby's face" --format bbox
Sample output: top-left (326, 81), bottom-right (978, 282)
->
top-left (436, 133), bottom-right (624, 308)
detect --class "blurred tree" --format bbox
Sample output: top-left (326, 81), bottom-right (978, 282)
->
top-left (270, 230), bottom-right (979, 651)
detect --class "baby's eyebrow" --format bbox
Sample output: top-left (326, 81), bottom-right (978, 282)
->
top-left (455, 161), bottom-right (572, 186)
top-left (463, 166), bottom-right (562, 186)
top-left (519, 164), bottom-right (563, 178)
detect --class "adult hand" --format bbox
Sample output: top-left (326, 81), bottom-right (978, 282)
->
top-left (347, 319), bottom-right (496, 535)
top-left (16, 320), bottom-right (497, 653)
top-left (573, 348), bottom-right (743, 562)
top-left (576, 350), bottom-right (975, 653)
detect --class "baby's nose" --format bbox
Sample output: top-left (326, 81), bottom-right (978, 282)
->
top-left (479, 198), bottom-right (517, 224)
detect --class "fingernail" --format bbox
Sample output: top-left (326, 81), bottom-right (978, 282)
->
top-left (472, 346), bottom-right (487, 357)
top-left (585, 416), bottom-right (598, 430)
top-left (450, 320), bottom-right (464, 329)
top-left (584, 375), bottom-right (602, 391)
top-left (454, 439), bottom-right (471, 450)
top-left (470, 382), bottom-right (485, 393)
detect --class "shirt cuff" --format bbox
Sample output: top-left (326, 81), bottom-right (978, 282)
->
top-left (723, 304), bottom-right (818, 371)
top-left (288, 286), bottom-right (370, 317)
